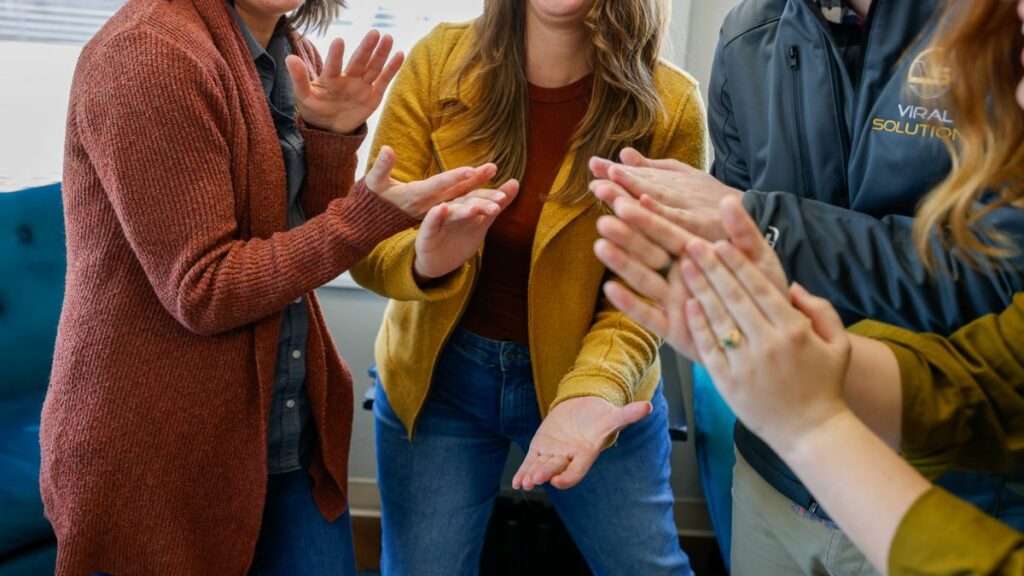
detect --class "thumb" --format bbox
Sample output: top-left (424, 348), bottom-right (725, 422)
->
top-left (366, 146), bottom-right (396, 193)
top-left (284, 54), bottom-right (313, 103)
top-left (790, 283), bottom-right (845, 343)
top-left (612, 401), bottom-right (654, 431)
top-left (419, 202), bottom-right (448, 234)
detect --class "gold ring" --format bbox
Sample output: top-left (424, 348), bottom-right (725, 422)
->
top-left (719, 328), bottom-right (743, 350)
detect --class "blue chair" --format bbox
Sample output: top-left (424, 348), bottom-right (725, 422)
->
top-left (0, 183), bottom-right (63, 575)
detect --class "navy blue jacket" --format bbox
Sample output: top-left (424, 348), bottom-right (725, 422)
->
top-left (708, 0), bottom-right (1024, 518)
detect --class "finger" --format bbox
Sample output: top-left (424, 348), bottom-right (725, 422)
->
top-left (639, 195), bottom-right (697, 230)
top-left (449, 196), bottom-right (502, 217)
top-left (512, 452), bottom-right (535, 490)
top-left (417, 164), bottom-right (495, 203)
top-left (519, 451), bottom-right (551, 491)
top-left (323, 38), bottom-right (345, 79)
top-left (790, 283), bottom-right (846, 343)
top-left (590, 179), bottom-right (636, 204)
top-left (607, 165), bottom-right (667, 202)
top-left (531, 454), bottom-right (572, 487)
top-left (594, 238), bottom-right (671, 305)
top-left (344, 30), bottom-right (381, 78)
top-left (285, 55), bottom-right (314, 103)
top-left (550, 451), bottom-right (599, 490)
top-left (680, 254), bottom-right (754, 344)
top-left (596, 214), bottom-right (673, 270)
top-left (589, 156), bottom-right (615, 179)
top-left (712, 241), bottom-right (795, 326)
top-left (373, 52), bottom-right (405, 93)
top-left (720, 195), bottom-right (787, 292)
top-left (362, 33), bottom-right (394, 83)
top-left (685, 241), bottom-right (772, 338)
top-left (619, 147), bottom-right (692, 173)
top-left (685, 299), bottom-right (732, 383)
top-left (612, 196), bottom-right (693, 256)
top-left (611, 401), bottom-right (653, 431)
top-left (602, 281), bottom-right (670, 337)
top-left (426, 164), bottom-right (498, 201)
top-left (420, 202), bottom-right (449, 237)
top-left (365, 146), bottom-right (396, 192)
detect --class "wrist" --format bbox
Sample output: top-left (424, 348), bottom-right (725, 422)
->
top-left (771, 403), bottom-right (858, 468)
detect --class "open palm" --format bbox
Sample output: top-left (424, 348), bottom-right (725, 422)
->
top-left (513, 397), bottom-right (652, 491)
top-left (414, 180), bottom-right (520, 280)
top-left (285, 30), bottom-right (404, 135)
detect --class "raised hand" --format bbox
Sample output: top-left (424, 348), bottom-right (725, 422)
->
top-left (681, 234), bottom-right (851, 457)
top-left (365, 146), bottom-right (498, 220)
top-left (513, 397), bottom-right (653, 491)
top-left (285, 30), bottom-right (404, 134)
top-left (594, 195), bottom-right (788, 361)
top-left (414, 180), bottom-right (520, 281)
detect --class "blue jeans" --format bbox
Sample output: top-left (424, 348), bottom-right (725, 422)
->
top-left (249, 469), bottom-right (356, 575)
top-left (374, 329), bottom-right (692, 576)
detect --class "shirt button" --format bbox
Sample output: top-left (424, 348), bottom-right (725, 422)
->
top-left (291, 349), bottom-right (302, 359)
top-left (294, 296), bottom-right (303, 304)
top-left (286, 399), bottom-right (296, 409)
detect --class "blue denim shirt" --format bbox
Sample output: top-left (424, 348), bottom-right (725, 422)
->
top-left (230, 6), bottom-right (313, 475)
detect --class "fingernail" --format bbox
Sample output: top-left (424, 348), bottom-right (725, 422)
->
top-left (681, 260), bottom-right (700, 279)
top-left (495, 192), bottom-right (506, 202)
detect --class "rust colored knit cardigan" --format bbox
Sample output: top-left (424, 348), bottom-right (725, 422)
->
top-left (40, 0), bottom-right (414, 573)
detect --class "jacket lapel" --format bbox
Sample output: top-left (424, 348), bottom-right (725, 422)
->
top-left (431, 28), bottom-right (597, 267)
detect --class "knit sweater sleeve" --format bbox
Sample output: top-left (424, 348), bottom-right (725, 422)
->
top-left (75, 31), bottom-right (415, 336)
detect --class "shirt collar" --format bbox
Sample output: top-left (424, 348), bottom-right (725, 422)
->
top-left (227, 1), bottom-right (286, 62)
top-left (808, 0), bottom-right (865, 26)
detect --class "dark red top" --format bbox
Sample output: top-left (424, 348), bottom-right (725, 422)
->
top-left (460, 75), bottom-right (592, 344)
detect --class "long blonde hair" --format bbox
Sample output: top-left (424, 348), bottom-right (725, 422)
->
top-left (447, 0), bottom-right (669, 204)
top-left (914, 0), bottom-right (1024, 268)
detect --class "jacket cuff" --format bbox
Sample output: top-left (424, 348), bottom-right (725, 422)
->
top-left (300, 122), bottom-right (367, 169)
top-left (889, 488), bottom-right (1024, 576)
top-left (376, 232), bottom-right (475, 302)
top-left (551, 373), bottom-right (631, 411)
top-left (328, 180), bottom-right (418, 256)
top-left (848, 320), bottom-right (952, 478)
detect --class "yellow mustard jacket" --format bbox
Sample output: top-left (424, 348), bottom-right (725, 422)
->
top-left (351, 22), bottom-right (709, 436)
top-left (853, 293), bottom-right (1024, 574)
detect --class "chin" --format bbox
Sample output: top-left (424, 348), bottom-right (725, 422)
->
top-left (529, 0), bottom-right (594, 20)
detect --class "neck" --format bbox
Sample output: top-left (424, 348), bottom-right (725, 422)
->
top-left (234, 2), bottom-right (280, 47)
top-left (848, 0), bottom-right (872, 19)
top-left (524, 7), bottom-right (592, 88)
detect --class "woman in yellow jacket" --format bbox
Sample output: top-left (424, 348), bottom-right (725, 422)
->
top-left (351, 0), bottom-right (707, 573)
top-left (593, 0), bottom-right (1024, 573)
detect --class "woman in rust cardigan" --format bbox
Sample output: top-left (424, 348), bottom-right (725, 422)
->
top-left (40, 0), bottom-right (507, 574)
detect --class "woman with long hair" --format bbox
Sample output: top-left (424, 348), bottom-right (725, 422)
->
top-left (40, 0), bottom-right (504, 573)
top-left (350, 0), bottom-right (707, 573)
top-left (595, 0), bottom-right (1024, 572)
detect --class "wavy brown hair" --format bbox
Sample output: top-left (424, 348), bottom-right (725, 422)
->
top-left (290, 0), bottom-right (346, 34)
top-left (448, 0), bottom-right (669, 204)
top-left (914, 0), bottom-right (1024, 268)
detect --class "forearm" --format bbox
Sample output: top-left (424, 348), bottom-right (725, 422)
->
top-left (779, 410), bottom-right (931, 575)
top-left (843, 334), bottom-right (902, 449)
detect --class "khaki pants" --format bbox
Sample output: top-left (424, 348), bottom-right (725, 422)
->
top-left (731, 450), bottom-right (880, 576)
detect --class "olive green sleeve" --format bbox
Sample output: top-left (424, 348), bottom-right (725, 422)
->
top-left (890, 488), bottom-right (1024, 575)
top-left (849, 293), bottom-right (1024, 478)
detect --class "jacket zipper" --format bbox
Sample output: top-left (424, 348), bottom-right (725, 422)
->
top-left (787, 45), bottom-right (815, 197)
